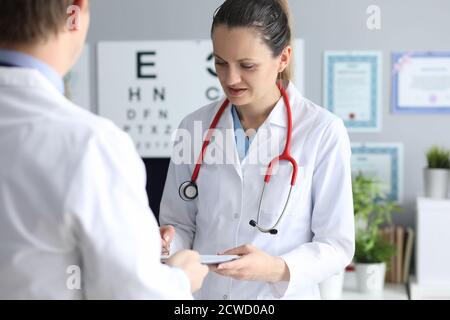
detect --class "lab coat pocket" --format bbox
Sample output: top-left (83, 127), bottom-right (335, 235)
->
top-left (259, 164), bottom-right (305, 224)
top-left (196, 164), bottom-right (221, 213)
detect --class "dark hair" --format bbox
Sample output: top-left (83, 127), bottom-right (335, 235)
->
top-left (211, 0), bottom-right (293, 82)
top-left (0, 0), bottom-right (74, 45)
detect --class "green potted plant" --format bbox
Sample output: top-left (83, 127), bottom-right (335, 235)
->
top-left (352, 173), bottom-right (401, 294)
top-left (424, 146), bottom-right (450, 199)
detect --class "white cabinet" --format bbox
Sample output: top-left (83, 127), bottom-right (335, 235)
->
top-left (412, 197), bottom-right (450, 299)
top-left (410, 276), bottom-right (450, 300)
top-left (416, 197), bottom-right (450, 284)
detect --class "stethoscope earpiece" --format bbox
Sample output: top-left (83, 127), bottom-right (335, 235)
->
top-left (179, 181), bottom-right (198, 201)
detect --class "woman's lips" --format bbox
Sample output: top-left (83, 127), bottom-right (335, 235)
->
top-left (228, 87), bottom-right (248, 97)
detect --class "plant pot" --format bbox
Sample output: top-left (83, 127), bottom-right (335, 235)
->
top-left (355, 216), bottom-right (368, 232)
top-left (319, 270), bottom-right (345, 300)
top-left (424, 168), bottom-right (450, 199)
top-left (355, 262), bottom-right (386, 294)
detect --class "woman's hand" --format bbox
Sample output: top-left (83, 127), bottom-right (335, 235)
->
top-left (210, 244), bottom-right (290, 283)
top-left (160, 225), bottom-right (175, 256)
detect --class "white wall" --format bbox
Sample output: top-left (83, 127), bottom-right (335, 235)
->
top-left (86, 0), bottom-right (450, 228)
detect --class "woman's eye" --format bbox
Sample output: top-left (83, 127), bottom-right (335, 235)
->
top-left (241, 64), bottom-right (255, 69)
top-left (215, 61), bottom-right (226, 66)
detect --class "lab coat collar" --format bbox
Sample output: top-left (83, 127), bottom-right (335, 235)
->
top-left (207, 98), bottom-right (241, 172)
top-left (0, 48), bottom-right (65, 94)
top-left (244, 83), bottom-right (300, 168)
top-left (0, 66), bottom-right (64, 100)
top-left (200, 83), bottom-right (301, 177)
top-left (215, 97), bottom-right (234, 130)
top-left (266, 81), bottom-right (298, 128)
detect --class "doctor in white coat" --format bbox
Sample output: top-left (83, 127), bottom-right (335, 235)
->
top-left (160, 0), bottom-right (355, 300)
top-left (0, 0), bottom-right (207, 299)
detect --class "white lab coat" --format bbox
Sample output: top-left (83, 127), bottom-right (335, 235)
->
top-left (0, 67), bottom-right (192, 299)
top-left (160, 82), bottom-right (355, 300)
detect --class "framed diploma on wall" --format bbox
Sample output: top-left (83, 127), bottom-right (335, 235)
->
top-left (324, 51), bottom-right (382, 132)
top-left (392, 51), bottom-right (450, 113)
top-left (351, 143), bottom-right (404, 203)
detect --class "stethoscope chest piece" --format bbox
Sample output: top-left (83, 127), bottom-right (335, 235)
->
top-left (179, 181), bottom-right (198, 201)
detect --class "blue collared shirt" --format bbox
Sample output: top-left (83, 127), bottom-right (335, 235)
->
top-left (0, 48), bottom-right (64, 94)
top-left (231, 105), bottom-right (256, 162)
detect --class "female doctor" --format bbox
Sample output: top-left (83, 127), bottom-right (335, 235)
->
top-left (159, 0), bottom-right (355, 299)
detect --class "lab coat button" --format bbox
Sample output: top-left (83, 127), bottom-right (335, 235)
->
top-left (223, 294), bottom-right (228, 300)
top-left (234, 213), bottom-right (239, 219)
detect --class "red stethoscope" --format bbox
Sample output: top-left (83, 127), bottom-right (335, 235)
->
top-left (179, 84), bottom-right (298, 235)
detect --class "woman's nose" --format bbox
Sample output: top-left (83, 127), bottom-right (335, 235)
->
top-left (225, 66), bottom-right (241, 86)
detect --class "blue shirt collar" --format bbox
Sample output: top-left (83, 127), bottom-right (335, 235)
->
top-left (231, 105), bottom-right (243, 133)
top-left (0, 48), bottom-right (65, 94)
top-left (232, 105), bottom-right (256, 162)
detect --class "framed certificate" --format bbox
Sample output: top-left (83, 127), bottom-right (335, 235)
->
top-left (324, 51), bottom-right (382, 132)
top-left (351, 143), bottom-right (403, 202)
top-left (392, 52), bottom-right (450, 113)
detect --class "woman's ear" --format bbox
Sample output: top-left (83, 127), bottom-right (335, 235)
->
top-left (278, 46), bottom-right (292, 73)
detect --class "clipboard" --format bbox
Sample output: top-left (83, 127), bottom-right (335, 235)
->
top-left (161, 254), bottom-right (240, 265)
